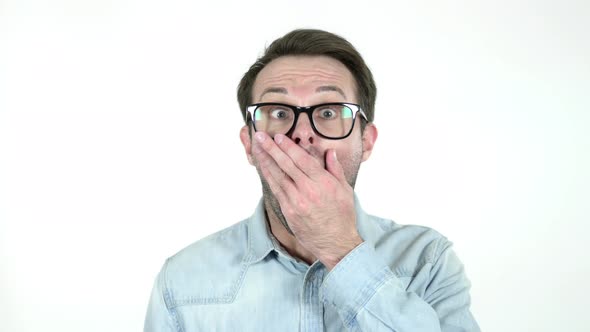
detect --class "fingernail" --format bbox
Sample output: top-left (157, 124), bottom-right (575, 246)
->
top-left (274, 134), bottom-right (284, 144)
top-left (255, 132), bottom-right (265, 142)
top-left (333, 150), bottom-right (338, 161)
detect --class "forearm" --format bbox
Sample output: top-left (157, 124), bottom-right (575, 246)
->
top-left (320, 242), bottom-right (479, 332)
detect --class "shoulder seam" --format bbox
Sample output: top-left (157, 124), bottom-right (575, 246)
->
top-left (161, 258), bottom-right (184, 332)
top-left (429, 236), bottom-right (452, 265)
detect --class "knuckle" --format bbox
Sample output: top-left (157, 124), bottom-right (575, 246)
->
top-left (261, 140), bottom-right (276, 154)
top-left (295, 199), bottom-right (310, 215)
top-left (301, 155), bottom-right (317, 168)
top-left (282, 206), bottom-right (296, 219)
top-left (275, 153), bottom-right (288, 166)
top-left (316, 177), bottom-right (335, 193)
top-left (306, 189), bottom-right (320, 203)
top-left (265, 174), bottom-right (278, 188)
top-left (259, 164), bottom-right (270, 177)
top-left (276, 154), bottom-right (298, 176)
top-left (259, 155), bottom-right (271, 167)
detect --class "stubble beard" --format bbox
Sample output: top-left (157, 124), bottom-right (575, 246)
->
top-left (257, 149), bottom-right (363, 236)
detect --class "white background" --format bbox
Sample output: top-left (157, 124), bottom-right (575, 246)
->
top-left (1, 1), bottom-right (589, 331)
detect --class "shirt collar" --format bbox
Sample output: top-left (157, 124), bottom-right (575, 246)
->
top-left (246, 198), bottom-right (276, 264)
top-left (245, 194), bottom-right (379, 265)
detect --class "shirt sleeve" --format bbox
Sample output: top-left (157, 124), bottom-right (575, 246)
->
top-left (320, 241), bottom-right (480, 332)
top-left (144, 260), bottom-right (180, 332)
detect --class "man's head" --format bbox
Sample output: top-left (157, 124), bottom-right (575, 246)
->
top-left (238, 29), bottom-right (378, 235)
top-left (238, 29), bottom-right (377, 126)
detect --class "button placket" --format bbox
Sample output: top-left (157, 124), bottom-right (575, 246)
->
top-left (301, 262), bottom-right (326, 331)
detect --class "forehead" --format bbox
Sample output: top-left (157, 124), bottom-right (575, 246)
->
top-left (252, 55), bottom-right (357, 103)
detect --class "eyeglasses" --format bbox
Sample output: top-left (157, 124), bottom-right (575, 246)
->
top-left (245, 102), bottom-right (367, 140)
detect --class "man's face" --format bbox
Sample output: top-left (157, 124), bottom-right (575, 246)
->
top-left (240, 55), bottom-right (377, 233)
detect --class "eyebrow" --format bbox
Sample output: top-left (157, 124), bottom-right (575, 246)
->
top-left (258, 85), bottom-right (347, 101)
top-left (259, 87), bottom-right (287, 100)
top-left (315, 85), bottom-right (347, 99)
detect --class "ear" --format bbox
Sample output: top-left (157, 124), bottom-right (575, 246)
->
top-left (240, 125), bottom-right (255, 166)
top-left (361, 123), bottom-right (378, 162)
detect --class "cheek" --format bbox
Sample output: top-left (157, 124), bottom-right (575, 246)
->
top-left (335, 144), bottom-right (363, 171)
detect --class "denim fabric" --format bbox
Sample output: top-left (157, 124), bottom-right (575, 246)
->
top-left (144, 196), bottom-right (480, 331)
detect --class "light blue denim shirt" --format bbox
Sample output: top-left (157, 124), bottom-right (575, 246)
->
top-left (145, 196), bottom-right (480, 331)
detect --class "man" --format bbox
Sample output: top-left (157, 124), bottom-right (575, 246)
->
top-left (145, 29), bottom-right (480, 331)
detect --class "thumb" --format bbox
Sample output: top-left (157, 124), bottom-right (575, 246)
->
top-left (326, 149), bottom-right (346, 183)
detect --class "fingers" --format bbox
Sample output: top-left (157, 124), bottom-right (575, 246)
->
top-left (253, 132), bottom-right (346, 189)
top-left (274, 134), bottom-right (323, 179)
top-left (254, 132), bottom-right (307, 183)
top-left (325, 149), bottom-right (347, 184)
top-left (256, 132), bottom-right (324, 180)
top-left (258, 155), bottom-right (291, 209)
top-left (252, 139), bottom-right (297, 198)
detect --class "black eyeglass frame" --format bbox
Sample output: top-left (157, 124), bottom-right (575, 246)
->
top-left (245, 102), bottom-right (368, 140)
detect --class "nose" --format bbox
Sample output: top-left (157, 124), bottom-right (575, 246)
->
top-left (289, 112), bottom-right (316, 145)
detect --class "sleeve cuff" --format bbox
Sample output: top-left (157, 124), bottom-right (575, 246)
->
top-left (320, 241), bottom-right (398, 326)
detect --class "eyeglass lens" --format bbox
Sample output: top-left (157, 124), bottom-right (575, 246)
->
top-left (253, 104), bottom-right (355, 138)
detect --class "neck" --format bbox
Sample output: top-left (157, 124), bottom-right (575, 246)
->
top-left (264, 199), bottom-right (317, 265)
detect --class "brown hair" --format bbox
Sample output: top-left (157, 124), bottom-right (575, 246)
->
top-left (237, 29), bottom-right (377, 127)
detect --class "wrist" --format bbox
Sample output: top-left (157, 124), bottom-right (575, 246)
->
top-left (322, 235), bottom-right (363, 271)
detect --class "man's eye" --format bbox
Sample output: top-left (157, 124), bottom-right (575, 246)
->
top-left (319, 108), bottom-right (337, 119)
top-left (271, 109), bottom-right (290, 120)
